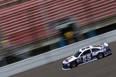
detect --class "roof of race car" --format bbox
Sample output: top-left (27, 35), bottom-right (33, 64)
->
top-left (79, 45), bottom-right (93, 52)
top-left (79, 45), bottom-right (102, 53)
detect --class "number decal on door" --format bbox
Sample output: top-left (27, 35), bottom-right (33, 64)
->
top-left (82, 54), bottom-right (91, 62)
top-left (86, 54), bottom-right (91, 61)
top-left (82, 55), bottom-right (87, 62)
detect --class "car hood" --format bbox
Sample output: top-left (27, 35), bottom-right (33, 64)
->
top-left (63, 55), bottom-right (77, 64)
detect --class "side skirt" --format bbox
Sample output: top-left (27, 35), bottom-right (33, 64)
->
top-left (78, 58), bottom-right (97, 66)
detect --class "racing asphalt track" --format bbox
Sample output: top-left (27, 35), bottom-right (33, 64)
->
top-left (11, 41), bottom-right (116, 77)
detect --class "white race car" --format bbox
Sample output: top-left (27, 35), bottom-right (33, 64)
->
top-left (62, 43), bottom-right (112, 70)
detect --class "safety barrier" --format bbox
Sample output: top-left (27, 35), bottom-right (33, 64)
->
top-left (0, 30), bottom-right (116, 77)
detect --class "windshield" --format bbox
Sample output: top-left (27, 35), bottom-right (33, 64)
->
top-left (74, 51), bottom-right (81, 57)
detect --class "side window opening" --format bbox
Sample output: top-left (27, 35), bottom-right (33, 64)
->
top-left (92, 48), bottom-right (100, 52)
top-left (82, 50), bottom-right (91, 56)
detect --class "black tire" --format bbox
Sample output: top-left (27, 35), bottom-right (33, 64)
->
top-left (97, 53), bottom-right (104, 59)
top-left (70, 61), bottom-right (78, 68)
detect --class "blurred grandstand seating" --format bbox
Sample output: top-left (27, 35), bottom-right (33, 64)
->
top-left (0, 0), bottom-right (116, 47)
top-left (0, 0), bottom-right (116, 67)
top-left (0, 0), bottom-right (18, 6)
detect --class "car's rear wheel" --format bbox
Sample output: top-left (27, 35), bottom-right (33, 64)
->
top-left (70, 61), bottom-right (78, 68)
top-left (97, 53), bottom-right (104, 59)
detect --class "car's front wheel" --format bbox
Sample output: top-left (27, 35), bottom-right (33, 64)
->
top-left (70, 61), bottom-right (78, 68)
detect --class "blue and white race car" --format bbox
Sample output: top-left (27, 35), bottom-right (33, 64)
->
top-left (62, 43), bottom-right (112, 70)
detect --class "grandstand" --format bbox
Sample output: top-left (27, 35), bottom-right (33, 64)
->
top-left (0, 0), bottom-right (116, 67)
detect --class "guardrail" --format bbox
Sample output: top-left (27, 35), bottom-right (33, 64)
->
top-left (0, 30), bottom-right (116, 77)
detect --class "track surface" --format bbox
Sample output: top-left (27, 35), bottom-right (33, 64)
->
top-left (11, 42), bottom-right (116, 77)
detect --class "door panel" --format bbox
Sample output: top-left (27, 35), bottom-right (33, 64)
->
top-left (81, 50), bottom-right (92, 62)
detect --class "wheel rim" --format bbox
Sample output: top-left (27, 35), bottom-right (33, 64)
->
top-left (71, 62), bottom-right (77, 68)
top-left (72, 64), bottom-right (76, 67)
top-left (98, 54), bottom-right (103, 59)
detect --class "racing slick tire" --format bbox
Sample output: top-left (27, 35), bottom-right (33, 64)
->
top-left (96, 53), bottom-right (104, 59)
top-left (70, 61), bottom-right (78, 68)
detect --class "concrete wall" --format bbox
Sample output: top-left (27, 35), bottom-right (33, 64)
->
top-left (0, 30), bottom-right (116, 77)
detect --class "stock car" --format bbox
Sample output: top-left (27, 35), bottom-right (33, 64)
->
top-left (62, 43), bottom-right (112, 70)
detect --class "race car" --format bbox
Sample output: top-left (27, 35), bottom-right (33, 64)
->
top-left (62, 43), bottom-right (112, 70)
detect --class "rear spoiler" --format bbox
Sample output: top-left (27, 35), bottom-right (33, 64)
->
top-left (103, 42), bottom-right (109, 47)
